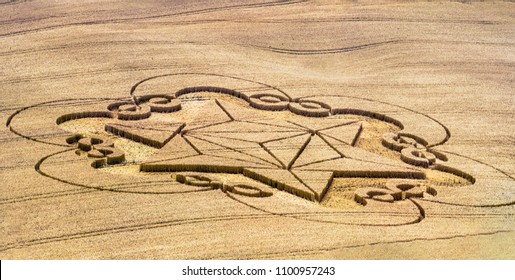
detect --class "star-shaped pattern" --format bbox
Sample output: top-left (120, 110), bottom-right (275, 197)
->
top-left (121, 97), bottom-right (425, 201)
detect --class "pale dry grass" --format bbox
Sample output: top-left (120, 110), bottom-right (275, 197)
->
top-left (0, 0), bottom-right (513, 259)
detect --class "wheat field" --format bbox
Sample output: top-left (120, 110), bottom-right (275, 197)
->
top-left (1, 0), bottom-right (514, 259)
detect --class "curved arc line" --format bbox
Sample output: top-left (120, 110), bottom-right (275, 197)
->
top-left (225, 192), bottom-right (423, 227)
top-left (129, 72), bottom-right (293, 104)
top-left (35, 149), bottom-right (214, 195)
top-left (297, 94), bottom-right (451, 147)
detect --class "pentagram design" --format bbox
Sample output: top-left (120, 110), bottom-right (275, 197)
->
top-left (8, 73), bottom-right (497, 227)
top-left (49, 73), bottom-right (471, 205)
top-left (135, 96), bottom-right (425, 202)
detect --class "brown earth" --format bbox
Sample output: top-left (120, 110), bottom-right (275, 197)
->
top-left (0, 0), bottom-right (514, 259)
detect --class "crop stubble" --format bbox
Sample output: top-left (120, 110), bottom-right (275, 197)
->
top-left (0, 0), bottom-right (514, 259)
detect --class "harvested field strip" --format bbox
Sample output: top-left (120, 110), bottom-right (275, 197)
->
top-left (0, 0), bottom-right (308, 38)
top-left (328, 170), bottom-right (425, 180)
top-left (331, 108), bottom-right (403, 129)
top-left (2, 38), bottom-right (509, 59)
top-left (6, 98), bottom-right (121, 126)
top-left (0, 0), bottom-right (29, 6)
top-left (139, 154), bottom-right (201, 166)
top-left (286, 135), bottom-right (311, 169)
top-left (215, 99), bottom-right (235, 121)
top-left (56, 111), bottom-right (113, 125)
top-left (186, 135), bottom-right (281, 168)
top-left (337, 157), bottom-right (422, 173)
top-left (1, 206), bottom-right (453, 253)
top-left (5, 98), bottom-right (126, 147)
top-left (196, 133), bottom-right (262, 144)
top-left (234, 230), bottom-right (513, 260)
top-left (0, 213), bottom-right (277, 252)
top-left (105, 123), bottom-right (186, 148)
top-left (289, 170), bottom-right (316, 196)
top-left (35, 149), bottom-right (207, 195)
top-left (189, 130), bottom-right (300, 134)
top-left (321, 133), bottom-right (355, 147)
top-left (315, 133), bottom-right (346, 157)
top-left (260, 143), bottom-right (286, 169)
top-left (5, 99), bottom-right (127, 114)
top-left (251, 40), bottom-right (401, 55)
top-left (301, 94), bottom-right (452, 147)
top-left (260, 132), bottom-right (309, 144)
top-left (1, 11), bottom-right (502, 30)
top-left (0, 131), bottom-right (70, 143)
top-left (225, 192), bottom-right (424, 227)
top-left (286, 120), bottom-right (313, 131)
top-left (226, 17), bottom-right (502, 25)
top-left (1, 66), bottom-right (182, 85)
top-left (242, 120), bottom-right (313, 131)
top-left (420, 199), bottom-right (515, 208)
top-left (440, 150), bottom-right (515, 181)
top-left (181, 136), bottom-right (202, 155)
top-left (291, 156), bottom-right (342, 170)
top-left (8, 126), bottom-right (70, 147)
top-left (130, 73), bottom-right (292, 101)
top-left (0, 180), bottom-right (202, 205)
top-left (432, 164), bottom-right (475, 184)
top-left (182, 120), bottom-right (233, 133)
top-left (317, 120), bottom-right (360, 132)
